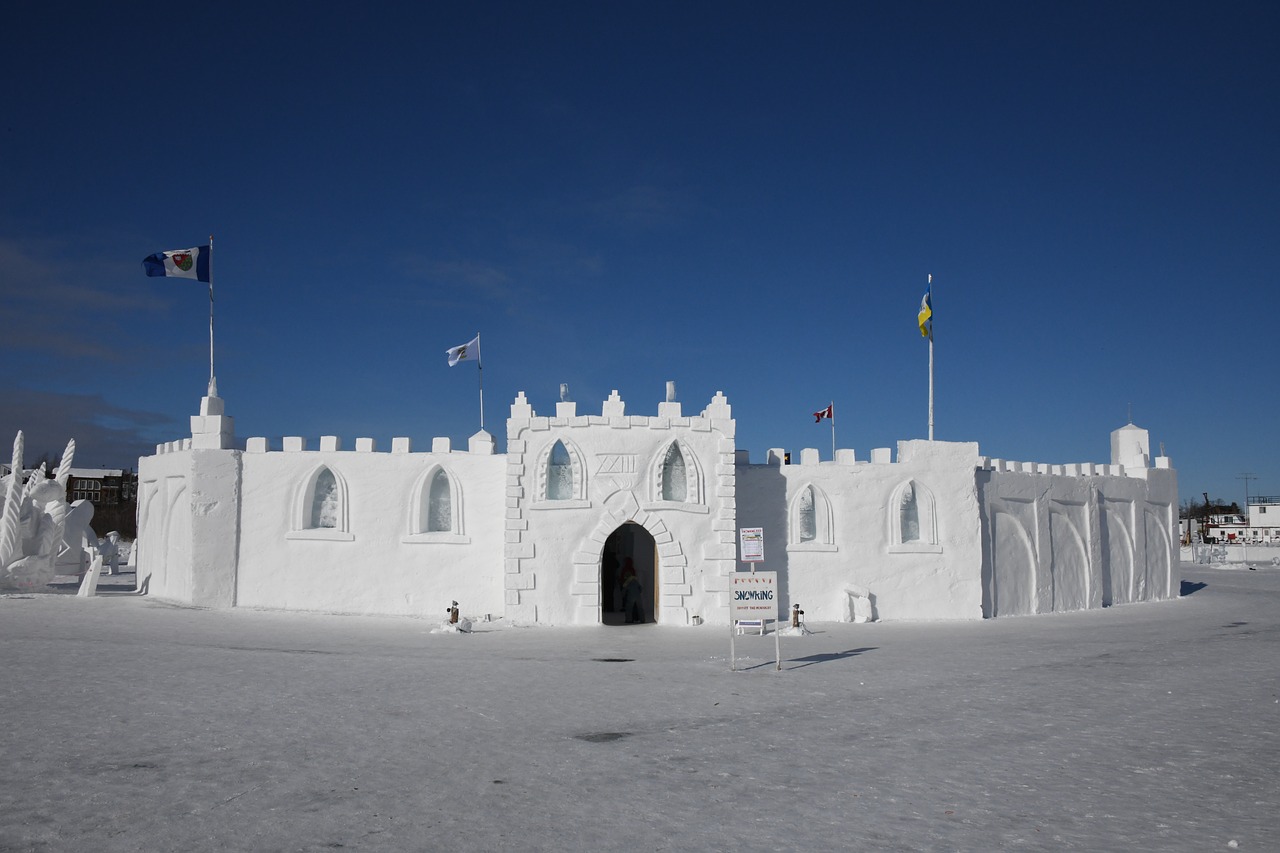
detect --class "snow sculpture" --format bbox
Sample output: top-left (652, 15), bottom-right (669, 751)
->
top-left (0, 432), bottom-right (77, 591)
top-left (98, 531), bottom-right (122, 574)
top-left (56, 500), bottom-right (96, 574)
top-left (77, 553), bottom-right (104, 597)
top-left (843, 585), bottom-right (875, 623)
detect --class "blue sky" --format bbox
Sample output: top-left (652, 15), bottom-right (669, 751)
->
top-left (2, 1), bottom-right (1276, 508)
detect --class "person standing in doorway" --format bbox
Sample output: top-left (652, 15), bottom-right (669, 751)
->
top-left (619, 558), bottom-right (644, 624)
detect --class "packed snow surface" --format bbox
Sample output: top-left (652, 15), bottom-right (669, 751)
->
top-left (2, 565), bottom-right (1277, 851)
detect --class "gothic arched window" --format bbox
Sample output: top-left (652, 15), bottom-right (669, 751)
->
top-left (644, 439), bottom-right (705, 512)
top-left (427, 468), bottom-right (452, 532)
top-left (531, 438), bottom-right (589, 509)
top-left (309, 467), bottom-right (340, 529)
top-left (797, 485), bottom-right (817, 542)
top-left (787, 482), bottom-right (836, 551)
top-left (899, 482), bottom-right (921, 543)
top-left (888, 479), bottom-right (941, 553)
top-left (288, 465), bottom-right (353, 541)
top-left (403, 465), bottom-right (468, 544)
top-left (661, 443), bottom-right (687, 502)
top-left (548, 440), bottom-right (573, 501)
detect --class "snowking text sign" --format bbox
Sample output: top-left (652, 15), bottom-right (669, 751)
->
top-left (731, 572), bottom-right (778, 621)
top-left (729, 571), bottom-right (781, 672)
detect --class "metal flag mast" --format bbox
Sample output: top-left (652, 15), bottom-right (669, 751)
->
top-left (927, 273), bottom-right (934, 441)
top-left (476, 331), bottom-right (485, 431)
top-left (208, 234), bottom-right (217, 396)
top-left (828, 400), bottom-right (836, 459)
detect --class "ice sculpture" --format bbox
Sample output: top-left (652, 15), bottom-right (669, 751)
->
top-left (0, 431), bottom-right (78, 591)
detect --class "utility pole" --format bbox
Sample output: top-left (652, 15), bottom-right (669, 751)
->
top-left (1237, 472), bottom-right (1257, 567)
top-left (1237, 472), bottom-right (1257, 512)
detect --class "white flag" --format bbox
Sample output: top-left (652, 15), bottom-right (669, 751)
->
top-left (446, 335), bottom-right (480, 367)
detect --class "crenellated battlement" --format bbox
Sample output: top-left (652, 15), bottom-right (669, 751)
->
top-left (507, 388), bottom-right (733, 436)
top-left (157, 387), bottom-right (740, 456)
top-left (978, 456), bottom-right (1173, 477)
top-left (736, 445), bottom-right (1173, 481)
top-left (156, 431), bottom-right (496, 456)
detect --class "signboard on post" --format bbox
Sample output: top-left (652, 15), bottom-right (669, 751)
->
top-left (739, 527), bottom-right (764, 563)
top-left (730, 570), bottom-right (780, 671)
top-left (731, 571), bottom-right (777, 620)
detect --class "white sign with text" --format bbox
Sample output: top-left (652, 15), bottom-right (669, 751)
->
top-left (739, 527), bottom-right (764, 563)
top-left (731, 571), bottom-right (778, 621)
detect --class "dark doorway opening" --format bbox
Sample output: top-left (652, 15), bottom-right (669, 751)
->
top-left (601, 522), bottom-right (657, 625)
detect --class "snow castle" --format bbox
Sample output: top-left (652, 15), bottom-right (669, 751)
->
top-left (136, 388), bottom-right (1179, 624)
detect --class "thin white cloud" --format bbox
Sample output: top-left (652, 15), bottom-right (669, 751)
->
top-left (0, 237), bottom-right (167, 359)
top-left (0, 388), bottom-right (176, 469)
top-left (589, 184), bottom-right (691, 229)
top-left (404, 257), bottom-right (515, 298)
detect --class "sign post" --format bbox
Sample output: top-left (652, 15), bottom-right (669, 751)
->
top-left (732, 528), bottom-right (780, 671)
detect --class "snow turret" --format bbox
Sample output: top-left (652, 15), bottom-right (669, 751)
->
top-left (1110, 422), bottom-right (1150, 470)
top-left (191, 393), bottom-right (235, 450)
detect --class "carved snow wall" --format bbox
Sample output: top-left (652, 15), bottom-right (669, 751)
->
top-left (139, 429), bottom-right (507, 617)
top-left (735, 439), bottom-right (986, 623)
top-left (978, 464), bottom-right (1178, 618)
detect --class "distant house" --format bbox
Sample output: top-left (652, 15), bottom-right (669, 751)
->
top-left (1204, 496), bottom-right (1280, 543)
top-left (66, 468), bottom-right (139, 538)
top-left (66, 468), bottom-right (136, 506)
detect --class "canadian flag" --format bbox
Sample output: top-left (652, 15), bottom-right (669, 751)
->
top-left (813, 404), bottom-right (833, 423)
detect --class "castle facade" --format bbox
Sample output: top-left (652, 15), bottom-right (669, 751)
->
top-left (136, 388), bottom-right (1179, 624)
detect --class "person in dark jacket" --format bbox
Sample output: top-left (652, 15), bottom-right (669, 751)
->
top-left (619, 558), bottom-right (644, 624)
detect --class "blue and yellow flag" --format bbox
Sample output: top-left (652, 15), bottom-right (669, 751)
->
top-left (918, 287), bottom-right (933, 339)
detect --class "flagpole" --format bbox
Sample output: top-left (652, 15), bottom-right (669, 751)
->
top-left (927, 273), bottom-right (934, 441)
top-left (829, 400), bottom-right (836, 459)
top-left (208, 234), bottom-right (216, 396)
top-left (476, 331), bottom-right (485, 431)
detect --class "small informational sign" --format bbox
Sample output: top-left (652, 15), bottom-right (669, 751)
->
top-left (729, 571), bottom-right (781, 672)
top-left (739, 527), bottom-right (764, 563)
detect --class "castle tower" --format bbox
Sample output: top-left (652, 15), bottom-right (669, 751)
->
top-left (504, 384), bottom-right (738, 625)
top-left (1110, 422), bottom-right (1150, 471)
top-left (191, 393), bottom-right (235, 450)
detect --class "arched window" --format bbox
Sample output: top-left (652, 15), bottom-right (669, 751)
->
top-left (888, 479), bottom-right (940, 553)
top-left (403, 465), bottom-right (468, 544)
top-left (797, 485), bottom-right (817, 542)
top-left (531, 438), bottom-right (589, 508)
top-left (426, 469), bottom-right (452, 532)
top-left (548, 440), bottom-right (573, 501)
top-left (288, 465), bottom-right (353, 541)
top-left (644, 439), bottom-right (706, 512)
top-left (899, 482), bottom-right (921, 543)
top-left (788, 482), bottom-right (836, 551)
top-left (310, 467), bottom-right (340, 529)
top-left (661, 443), bottom-right (687, 502)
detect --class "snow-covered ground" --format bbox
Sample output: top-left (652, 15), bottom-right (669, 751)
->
top-left (2, 565), bottom-right (1277, 852)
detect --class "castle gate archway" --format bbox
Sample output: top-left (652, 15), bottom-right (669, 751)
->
top-left (601, 522), bottom-right (657, 625)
